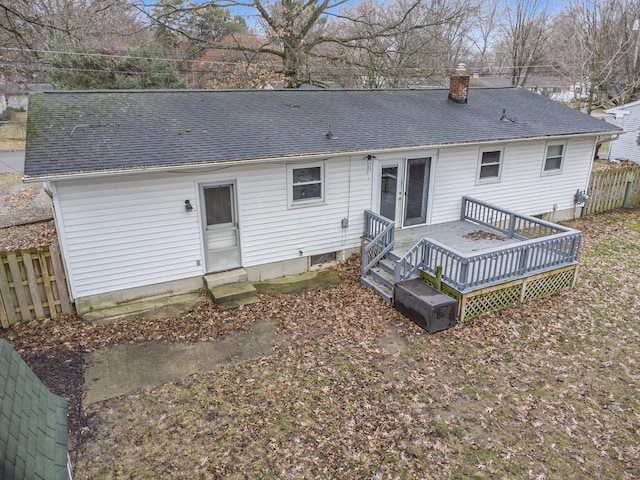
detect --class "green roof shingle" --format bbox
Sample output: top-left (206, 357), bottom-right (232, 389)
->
top-left (0, 339), bottom-right (69, 480)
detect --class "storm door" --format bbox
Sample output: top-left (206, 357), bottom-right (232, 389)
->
top-left (379, 164), bottom-right (400, 221)
top-left (377, 157), bottom-right (431, 227)
top-left (202, 184), bottom-right (240, 272)
top-left (403, 157), bottom-right (431, 226)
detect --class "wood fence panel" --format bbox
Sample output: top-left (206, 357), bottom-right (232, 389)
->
top-left (586, 166), bottom-right (640, 215)
top-left (38, 247), bottom-right (58, 318)
top-left (0, 244), bottom-right (73, 328)
top-left (49, 244), bottom-right (72, 314)
top-left (6, 252), bottom-right (30, 322)
top-left (23, 252), bottom-right (45, 319)
top-left (0, 264), bottom-right (16, 328)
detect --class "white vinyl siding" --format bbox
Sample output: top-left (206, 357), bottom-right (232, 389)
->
top-left (52, 176), bottom-right (204, 299)
top-left (53, 156), bottom-right (371, 299)
top-left (607, 104), bottom-right (640, 163)
top-left (429, 137), bottom-right (596, 223)
top-left (53, 136), bottom-right (597, 300)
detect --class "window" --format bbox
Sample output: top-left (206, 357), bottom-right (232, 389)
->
top-left (310, 251), bottom-right (337, 266)
top-left (477, 148), bottom-right (503, 182)
top-left (543, 143), bottom-right (565, 173)
top-left (287, 162), bottom-right (325, 207)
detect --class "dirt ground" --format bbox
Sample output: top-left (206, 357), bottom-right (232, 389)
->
top-left (2, 207), bottom-right (639, 479)
top-left (0, 172), bottom-right (55, 250)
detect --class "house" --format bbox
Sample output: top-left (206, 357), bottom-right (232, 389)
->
top-left (0, 80), bottom-right (54, 111)
top-left (188, 34), bottom-right (280, 89)
top-left (605, 100), bottom-right (640, 163)
top-left (23, 71), bottom-right (620, 317)
top-left (0, 339), bottom-right (71, 480)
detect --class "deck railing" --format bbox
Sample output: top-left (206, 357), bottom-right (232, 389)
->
top-left (461, 196), bottom-right (565, 239)
top-left (362, 210), bottom-right (395, 277)
top-left (395, 197), bottom-right (582, 292)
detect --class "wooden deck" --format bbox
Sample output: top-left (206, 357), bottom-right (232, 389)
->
top-left (392, 221), bottom-right (522, 258)
top-left (362, 199), bottom-right (582, 319)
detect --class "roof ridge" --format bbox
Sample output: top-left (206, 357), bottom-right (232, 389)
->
top-left (36, 86), bottom-right (519, 95)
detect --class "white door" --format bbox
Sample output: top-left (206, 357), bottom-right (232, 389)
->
top-left (201, 184), bottom-right (241, 272)
top-left (377, 157), bottom-right (431, 227)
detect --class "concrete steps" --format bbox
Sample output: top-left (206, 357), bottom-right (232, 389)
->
top-left (81, 292), bottom-right (204, 324)
top-left (204, 269), bottom-right (260, 310)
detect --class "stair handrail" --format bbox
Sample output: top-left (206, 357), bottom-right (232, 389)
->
top-left (361, 211), bottom-right (395, 277)
top-left (394, 238), bottom-right (428, 283)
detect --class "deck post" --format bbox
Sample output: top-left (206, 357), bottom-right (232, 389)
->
top-left (507, 212), bottom-right (516, 239)
top-left (435, 266), bottom-right (443, 291)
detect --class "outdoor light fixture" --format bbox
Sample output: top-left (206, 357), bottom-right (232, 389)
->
top-left (185, 200), bottom-right (193, 212)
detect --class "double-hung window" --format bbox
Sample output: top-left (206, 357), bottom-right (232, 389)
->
top-left (477, 148), bottom-right (503, 183)
top-left (543, 143), bottom-right (565, 174)
top-left (287, 162), bottom-right (325, 207)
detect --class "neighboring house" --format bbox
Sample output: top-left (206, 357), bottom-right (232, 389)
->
top-left (23, 74), bottom-right (620, 313)
top-left (605, 100), bottom-right (640, 163)
top-left (0, 80), bottom-right (54, 111)
top-left (469, 72), bottom-right (588, 103)
top-left (0, 339), bottom-right (71, 480)
top-left (188, 34), bottom-right (280, 89)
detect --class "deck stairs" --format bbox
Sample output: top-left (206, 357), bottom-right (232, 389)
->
top-left (361, 252), bottom-right (418, 304)
top-left (204, 268), bottom-right (261, 310)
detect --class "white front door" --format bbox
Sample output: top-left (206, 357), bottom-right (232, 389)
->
top-left (201, 183), bottom-right (241, 272)
top-left (377, 157), bottom-right (432, 227)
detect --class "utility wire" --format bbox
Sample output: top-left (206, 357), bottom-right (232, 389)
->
top-left (0, 46), bottom-right (587, 74)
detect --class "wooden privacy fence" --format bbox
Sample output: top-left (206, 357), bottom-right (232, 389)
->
top-left (585, 165), bottom-right (640, 215)
top-left (0, 244), bottom-right (72, 328)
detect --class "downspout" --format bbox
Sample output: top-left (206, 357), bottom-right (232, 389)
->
top-left (43, 182), bottom-right (53, 199)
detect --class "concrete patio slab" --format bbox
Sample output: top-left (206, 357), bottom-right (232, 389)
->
top-left (84, 319), bottom-right (288, 404)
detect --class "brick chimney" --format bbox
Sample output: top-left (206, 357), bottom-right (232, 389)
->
top-left (448, 63), bottom-right (470, 104)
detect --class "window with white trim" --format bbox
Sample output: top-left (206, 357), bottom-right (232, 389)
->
top-left (543, 143), bottom-right (565, 174)
top-left (287, 162), bottom-right (325, 207)
top-left (477, 148), bottom-right (503, 182)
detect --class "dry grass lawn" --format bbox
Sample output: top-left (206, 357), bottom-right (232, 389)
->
top-left (0, 111), bottom-right (26, 151)
top-left (62, 208), bottom-right (640, 480)
top-left (1, 207), bottom-right (638, 479)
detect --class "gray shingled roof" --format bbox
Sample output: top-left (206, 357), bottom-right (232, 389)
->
top-left (0, 339), bottom-right (69, 480)
top-left (24, 87), bottom-right (620, 179)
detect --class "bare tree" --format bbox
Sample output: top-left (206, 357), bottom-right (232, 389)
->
top-left (0, 0), bottom-right (156, 86)
top-left (492, 0), bottom-right (549, 86)
top-left (327, 0), bottom-right (475, 88)
top-left (467, 0), bottom-right (500, 73)
top-left (145, 0), bottom-right (461, 88)
top-left (549, 0), bottom-right (638, 111)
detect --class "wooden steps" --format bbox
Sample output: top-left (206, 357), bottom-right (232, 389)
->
top-left (361, 256), bottom-right (402, 304)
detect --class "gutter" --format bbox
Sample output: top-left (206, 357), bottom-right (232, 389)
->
top-left (23, 130), bottom-right (621, 183)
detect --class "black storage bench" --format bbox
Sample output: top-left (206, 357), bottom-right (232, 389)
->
top-left (394, 279), bottom-right (458, 334)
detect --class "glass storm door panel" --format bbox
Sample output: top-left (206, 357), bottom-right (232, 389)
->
top-left (203, 184), bottom-right (240, 271)
top-left (379, 165), bottom-right (399, 221)
top-left (403, 157), bottom-right (431, 226)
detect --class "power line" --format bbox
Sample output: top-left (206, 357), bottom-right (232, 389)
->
top-left (0, 46), bottom-right (596, 74)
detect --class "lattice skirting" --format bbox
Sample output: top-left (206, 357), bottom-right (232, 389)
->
top-left (420, 264), bottom-right (578, 321)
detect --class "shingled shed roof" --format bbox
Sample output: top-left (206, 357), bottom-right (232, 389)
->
top-left (24, 87), bottom-right (620, 180)
top-left (0, 339), bottom-right (69, 480)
